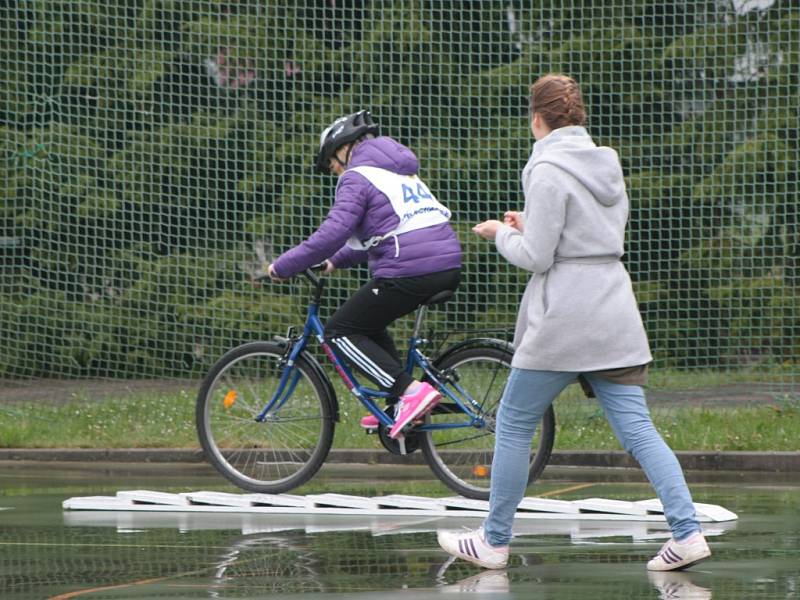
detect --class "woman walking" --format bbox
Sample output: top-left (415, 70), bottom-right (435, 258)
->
top-left (437, 74), bottom-right (710, 572)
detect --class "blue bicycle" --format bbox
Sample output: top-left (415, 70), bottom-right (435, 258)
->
top-left (196, 268), bottom-right (555, 499)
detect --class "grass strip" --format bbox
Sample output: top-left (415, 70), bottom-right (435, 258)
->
top-left (1, 387), bottom-right (798, 451)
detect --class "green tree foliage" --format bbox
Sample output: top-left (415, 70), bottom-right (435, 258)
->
top-left (0, 1), bottom-right (798, 376)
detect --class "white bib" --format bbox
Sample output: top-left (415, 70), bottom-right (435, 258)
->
top-left (344, 166), bottom-right (451, 252)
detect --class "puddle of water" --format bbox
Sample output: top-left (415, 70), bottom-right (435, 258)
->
top-left (0, 462), bottom-right (798, 599)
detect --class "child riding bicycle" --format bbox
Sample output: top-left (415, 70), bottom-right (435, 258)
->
top-left (268, 110), bottom-right (462, 439)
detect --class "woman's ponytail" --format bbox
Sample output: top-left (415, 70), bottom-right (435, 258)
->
top-left (530, 74), bottom-right (587, 130)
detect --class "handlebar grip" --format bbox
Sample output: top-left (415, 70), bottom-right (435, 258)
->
top-left (252, 262), bottom-right (326, 287)
top-left (250, 270), bottom-right (270, 284)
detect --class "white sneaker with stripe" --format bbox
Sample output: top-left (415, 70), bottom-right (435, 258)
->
top-left (437, 527), bottom-right (509, 570)
top-left (647, 532), bottom-right (711, 571)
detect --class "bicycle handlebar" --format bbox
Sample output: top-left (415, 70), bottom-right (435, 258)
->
top-left (252, 262), bottom-right (327, 303)
top-left (301, 263), bottom-right (327, 303)
top-left (301, 262), bottom-right (327, 285)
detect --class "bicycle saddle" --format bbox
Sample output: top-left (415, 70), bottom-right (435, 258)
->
top-left (422, 290), bottom-right (453, 306)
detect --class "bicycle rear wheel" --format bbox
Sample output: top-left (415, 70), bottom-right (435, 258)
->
top-left (196, 341), bottom-right (335, 493)
top-left (419, 344), bottom-right (555, 500)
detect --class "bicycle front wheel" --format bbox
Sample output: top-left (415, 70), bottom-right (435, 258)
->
top-left (419, 344), bottom-right (555, 500)
top-left (196, 341), bottom-right (335, 493)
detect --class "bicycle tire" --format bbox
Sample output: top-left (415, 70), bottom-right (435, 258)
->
top-left (196, 341), bottom-right (335, 493)
top-left (419, 345), bottom-right (555, 500)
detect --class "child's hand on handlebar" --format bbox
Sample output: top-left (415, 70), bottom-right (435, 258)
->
top-left (267, 263), bottom-right (286, 282)
top-left (263, 261), bottom-right (331, 283)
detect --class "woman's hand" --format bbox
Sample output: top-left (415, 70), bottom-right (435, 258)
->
top-left (472, 220), bottom-right (504, 241)
top-left (504, 210), bottom-right (524, 233)
top-left (323, 259), bottom-right (336, 274)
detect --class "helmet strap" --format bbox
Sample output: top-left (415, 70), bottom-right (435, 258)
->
top-left (344, 141), bottom-right (357, 167)
top-left (331, 138), bottom-right (363, 173)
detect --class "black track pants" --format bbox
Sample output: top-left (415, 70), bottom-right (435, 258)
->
top-left (324, 268), bottom-right (460, 396)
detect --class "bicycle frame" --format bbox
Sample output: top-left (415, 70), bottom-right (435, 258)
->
top-left (255, 270), bottom-right (488, 432)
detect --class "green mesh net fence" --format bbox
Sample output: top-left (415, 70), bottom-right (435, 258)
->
top-left (0, 2), bottom-right (798, 404)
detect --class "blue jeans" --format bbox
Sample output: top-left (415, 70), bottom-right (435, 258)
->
top-left (483, 368), bottom-right (701, 547)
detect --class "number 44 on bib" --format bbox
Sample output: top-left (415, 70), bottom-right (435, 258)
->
top-left (402, 181), bottom-right (433, 203)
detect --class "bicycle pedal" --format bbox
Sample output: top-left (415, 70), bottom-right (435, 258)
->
top-left (364, 427), bottom-right (378, 435)
top-left (401, 422), bottom-right (420, 435)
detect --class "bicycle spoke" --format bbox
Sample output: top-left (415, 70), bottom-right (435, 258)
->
top-left (432, 430), bottom-right (493, 448)
top-left (262, 414), bottom-right (326, 424)
top-left (421, 345), bottom-right (552, 500)
top-left (197, 344), bottom-right (333, 492)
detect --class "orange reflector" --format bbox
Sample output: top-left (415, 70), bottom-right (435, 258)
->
top-left (472, 465), bottom-right (490, 478)
top-left (223, 390), bottom-right (238, 409)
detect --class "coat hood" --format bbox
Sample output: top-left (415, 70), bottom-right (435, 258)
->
top-left (347, 136), bottom-right (419, 175)
top-left (531, 126), bottom-right (626, 207)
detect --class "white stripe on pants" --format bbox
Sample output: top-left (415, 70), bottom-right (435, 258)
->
top-left (332, 336), bottom-right (395, 388)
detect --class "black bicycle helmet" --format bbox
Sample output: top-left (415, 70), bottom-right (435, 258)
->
top-left (314, 110), bottom-right (380, 173)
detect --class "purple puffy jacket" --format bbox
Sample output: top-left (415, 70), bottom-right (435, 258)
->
top-left (272, 136), bottom-right (462, 279)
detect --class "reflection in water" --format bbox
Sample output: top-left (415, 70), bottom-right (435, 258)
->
top-left (200, 528), bottom-right (540, 596)
top-left (648, 571), bottom-right (712, 600)
top-left (210, 532), bottom-right (326, 595)
top-left (7, 512), bottom-right (741, 598)
top-left (1, 497), bottom-right (799, 599)
top-left (436, 560), bottom-right (511, 593)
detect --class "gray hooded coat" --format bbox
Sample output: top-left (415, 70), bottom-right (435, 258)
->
top-left (495, 126), bottom-right (652, 372)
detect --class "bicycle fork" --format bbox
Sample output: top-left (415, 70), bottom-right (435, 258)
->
top-left (254, 351), bottom-right (303, 423)
top-left (255, 328), bottom-right (310, 423)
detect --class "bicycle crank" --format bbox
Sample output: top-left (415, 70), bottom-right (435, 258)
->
top-left (377, 407), bottom-right (420, 455)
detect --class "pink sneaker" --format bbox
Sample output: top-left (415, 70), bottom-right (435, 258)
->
top-left (360, 414), bottom-right (379, 429)
top-left (388, 382), bottom-right (441, 439)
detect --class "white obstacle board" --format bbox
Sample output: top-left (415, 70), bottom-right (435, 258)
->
top-left (62, 506), bottom-right (740, 543)
top-left (63, 491), bottom-right (738, 523)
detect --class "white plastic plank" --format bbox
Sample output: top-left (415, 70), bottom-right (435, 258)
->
top-left (184, 491), bottom-right (258, 508)
top-left (62, 491), bottom-right (738, 523)
top-left (518, 497), bottom-right (580, 514)
top-left (622, 498), bottom-right (738, 522)
top-left (60, 500), bottom-right (694, 521)
top-left (63, 496), bottom-right (125, 511)
top-left (58, 497), bottom-right (674, 520)
top-left (374, 495), bottom-right (444, 510)
top-left (247, 493), bottom-right (309, 508)
top-left (63, 510), bottom-right (739, 540)
top-left (306, 493), bottom-right (379, 509)
top-left (692, 502), bottom-right (738, 522)
top-left (573, 498), bottom-right (650, 516)
top-left (437, 496), bottom-right (490, 512)
top-left (116, 491), bottom-right (190, 506)
top-left (634, 499), bottom-right (665, 514)
top-left (515, 512), bottom-right (671, 522)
